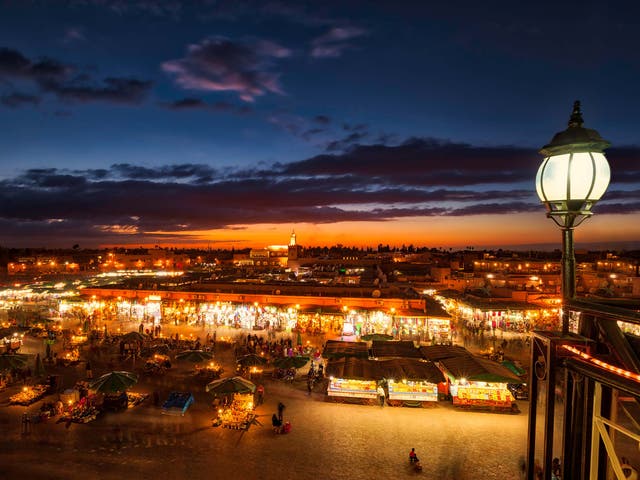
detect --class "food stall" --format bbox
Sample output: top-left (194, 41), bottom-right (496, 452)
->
top-left (69, 333), bottom-right (88, 346)
top-left (195, 361), bottom-right (224, 380)
top-left (325, 357), bottom-right (381, 404)
top-left (213, 393), bottom-right (256, 430)
top-left (377, 358), bottom-right (445, 406)
top-left (57, 348), bottom-right (80, 367)
top-left (1, 333), bottom-right (23, 354)
top-left (437, 355), bottom-right (523, 411)
top-left (10, 384), bottom-right (49, 405)
top-left (144, 354), bottom-right (171, 375)
top-left (59, 395), bottom-right (100, 424)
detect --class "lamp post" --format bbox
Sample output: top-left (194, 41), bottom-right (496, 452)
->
top-left (535, 100), bottom-right (611, 336)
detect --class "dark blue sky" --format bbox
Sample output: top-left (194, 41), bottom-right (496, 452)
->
top-left (0, 1), bottom-right (639, 249)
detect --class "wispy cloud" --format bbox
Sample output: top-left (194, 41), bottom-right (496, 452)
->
top-left (162, 37), bottom-right (292, 102)
top-left (311, 26), bottom-right (368, 58)
top-left (62, 27), bottom-right (86, 44)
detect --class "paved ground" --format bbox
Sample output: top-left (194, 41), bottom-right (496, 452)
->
top-left (0, 325), bottom-right (529, 480)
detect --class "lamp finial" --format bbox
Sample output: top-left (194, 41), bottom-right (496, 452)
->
top-left (568, 100), bottom-right (583, 128)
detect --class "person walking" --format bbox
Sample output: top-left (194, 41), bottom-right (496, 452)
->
top-left (256, 384), bottom-right (264, 406)
top-left (377, 384), bottom-right (386, 407)
top-left (85, 361), bottom-right (93, 380)
top-left (277, 401), bottom-right (285, 422)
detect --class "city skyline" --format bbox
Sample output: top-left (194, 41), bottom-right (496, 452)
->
top-left (1, 1), bottom-right (639, 250)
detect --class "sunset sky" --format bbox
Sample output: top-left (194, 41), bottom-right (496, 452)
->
top-left (1, 1), bottom-right (639, 250)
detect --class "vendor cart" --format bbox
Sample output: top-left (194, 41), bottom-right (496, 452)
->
top-left (162, 391), bottom-right (194, 416)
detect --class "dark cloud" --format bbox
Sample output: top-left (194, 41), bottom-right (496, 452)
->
top-left (0, 47), bottom-right (69, 79)
top-left (41, 76), bottom-right (152, 104)
top-left (0, 91), bottom-right (41, 108)
top-left (269, 112), bottom-right (346, 144)
top-left (110, 163), bottom-right (216, 182)
top-left (326, 131), bottom-right (369, 152)
top-left (0, 140), bottom-right (638, 245)
top-left (301, 128), bottom-right (325, 141)
top-left (162, 36), bottom-right (291, 102)
top-left (160, 97), bottom-right (252, 115)
top-left (0, 47), bottom-right (152, 106)
top-left (343, 122), bottom-right (367, 132)
top-left (162, 97), bottom-right (207, 110)
top-left (283, 138), bottom-right (538, 186)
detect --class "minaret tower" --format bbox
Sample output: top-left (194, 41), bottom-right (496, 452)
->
top-left (288, 230), bottom-right (298, 261)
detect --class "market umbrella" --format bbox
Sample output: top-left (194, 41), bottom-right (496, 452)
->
top-left (361, 333), bottom-right (394, 341)
top-left (176, 350), bottom-right (213, 363)
top-left (502, 360), bottom-right (526, 377)
top-left (206, 376), bottom-right (256, 396)
top-left (237, 354), bottom-right (267, 368)
top-left (0, 354), bottom-right (29, 371)
top-left (90, 371), bottom-right (138, 393)
top-left (273, 356), bottom-right (310, 369)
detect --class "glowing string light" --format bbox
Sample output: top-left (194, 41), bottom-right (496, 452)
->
top-left (561, 344), bottom-right (640, 383)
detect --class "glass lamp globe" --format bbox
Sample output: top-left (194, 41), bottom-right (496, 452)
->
top-left (535, 101), bottom-right (611, 227)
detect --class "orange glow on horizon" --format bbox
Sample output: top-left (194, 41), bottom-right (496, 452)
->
top-left (100, 212), bottom-right (640, 250)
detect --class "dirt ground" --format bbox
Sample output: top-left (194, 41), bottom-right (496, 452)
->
top-left (0, 327), bottom-right (529, 480)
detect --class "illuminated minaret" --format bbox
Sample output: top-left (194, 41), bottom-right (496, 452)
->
top-left (288, 230), bottom-right (299, 261)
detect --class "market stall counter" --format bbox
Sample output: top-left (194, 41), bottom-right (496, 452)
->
top-left (377, 358), bottom-right (445, 407)
top-left (325, 357), bottom-right (382, 405)
top-left (438, 355), bottom-right (523, 412)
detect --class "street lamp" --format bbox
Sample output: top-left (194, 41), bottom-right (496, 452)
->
top-left (535, 100), bottom-right (611, 335)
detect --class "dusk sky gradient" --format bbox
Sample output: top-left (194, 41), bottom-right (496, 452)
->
top-left (1, 1), bottom-right (639, 250)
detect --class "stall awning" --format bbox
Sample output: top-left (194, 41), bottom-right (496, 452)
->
top-left (297, 305), bottom-right (344, 315)
top-left (325, 357), bottom-right (382, 380)
top-left (419, 345), bottom-right (471, 362)
top-left (377, 358), bottom-right (445, 384)
top-left (424, 296), bottom-right (452, 318)
top-left (438, 355), bottom-right (524, 384)
top-left (322, 340), bottom-right (369, 359)
top-left (371, 340), bottom-right (422, 359)
top-left (394, 308), bottom-right (429, 318)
